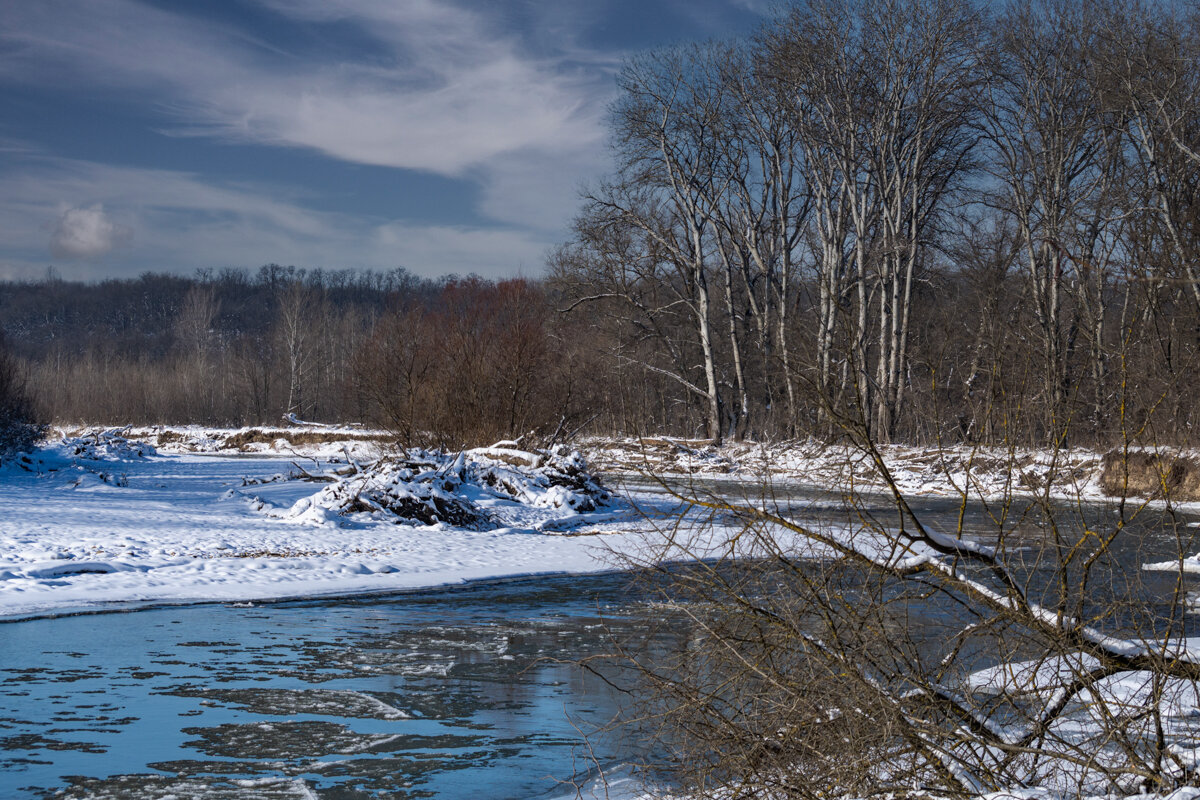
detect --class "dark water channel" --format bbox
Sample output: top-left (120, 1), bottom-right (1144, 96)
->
top-left (0, 575), bottom-right (664, 800)
top-left (4, 483), bottom-right (1200, 799)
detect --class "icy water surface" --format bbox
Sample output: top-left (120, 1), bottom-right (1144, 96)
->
top-left (0, 574), bottom-right (665, 799)
top-left (5, 482), bottom-right (1200, 799)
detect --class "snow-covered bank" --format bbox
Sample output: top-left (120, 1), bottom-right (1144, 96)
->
top-left (71, 423), bottom-right (393, 459)
top-left (6, 426), bottom-right (1196, 620)
top-left (0, 433), bottom-right (718, 620)
top-left (587, 436), bottom-right (1120, 502)
top-left (69, 426), bottom-right (1135, 504)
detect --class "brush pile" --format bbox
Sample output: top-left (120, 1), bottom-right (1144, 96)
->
top-left (60, 426), bottom-right (157, 460)
top-left (281, 444), bottom-right (611, 530)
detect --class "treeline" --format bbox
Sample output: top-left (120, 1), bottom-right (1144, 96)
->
top-left (4, 0), bottom-right (1200, 450)
top-left (1, 266), bottom-right (428, 426)
top-left (0, 271), bottom-right (561, 443)
top-left (552, 0), bottom-right (1200, 447)
top-left (0, 267), bottom-right (600, 447)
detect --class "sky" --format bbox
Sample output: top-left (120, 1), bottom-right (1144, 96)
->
top-left (0, 0), bottom-right (770, 282)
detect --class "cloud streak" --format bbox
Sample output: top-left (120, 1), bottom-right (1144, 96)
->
top-left (0, 1), bottom-right (763, 279)
top-left (0, 156), bottom-right (551, 280)
top-left (0, 0), bottom-right (611, 176)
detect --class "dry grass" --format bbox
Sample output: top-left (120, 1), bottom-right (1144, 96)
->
top-left (1099, 450), bottom-right (1200, 501)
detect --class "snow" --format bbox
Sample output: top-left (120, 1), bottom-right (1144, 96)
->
top-left (586, 436), bottom-right (1112, 502)
top-left (1147, 554), bottom-right (1200, 574)
top-left (0, 431), bottom-right (757, 620)
top-left (966, 652), bottom-right (1103, 696)
top-left (0, 438), bottom-right (628, 618)
top-left (84, 428), bottom-right (1137, 506)
top-left (4, 427), bottom-right (1184, 623)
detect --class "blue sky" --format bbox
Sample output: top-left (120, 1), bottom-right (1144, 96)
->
top-left (0, 0), bottom-right (768, 281)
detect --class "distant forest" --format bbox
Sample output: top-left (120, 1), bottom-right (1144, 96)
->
top-left (4, 0), bottom-right (1200, 451)
top-left (0, 267), bottom-right (601, 449)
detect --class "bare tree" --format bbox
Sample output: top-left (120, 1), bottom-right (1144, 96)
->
top-left (1101, 2), bottom-right (1200, 329)
top-left (714, 41), bottom-right (813, 438)
top-left (590, 44), bottom-right (734, 444)
top-left (860, 0), bottom-right (982, 440)
top-left (982, 0), bottom-right (1125, 441)
top-left (353, 307), bottom-right (436, 445)
top-left (768, 0), bottom-right (982, 441)
top-left (275, 280), bottom-right (317, 419)
top-left (603, 390), bottom-right (1200, 798)
top-left (173, 283), bottom-right (222, 420)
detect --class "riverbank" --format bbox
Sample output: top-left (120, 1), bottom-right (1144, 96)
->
top-left (4, 426), bottom-right (1197, 621)
top-left (108, 425), bottom-right (1154, 503)
top-left (587, 436), bottom-right (1110, 497)
top-left (0, 430), bottom-right (771, 621)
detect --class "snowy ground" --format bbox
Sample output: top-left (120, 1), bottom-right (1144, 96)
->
top-left (105, 426), bottom-right (1122, 501)
top-left (585, 436), bottom-right (1113, 501)
top-left (105, 426), bottom-right (1111, 501)
top-left (0, 430), bottom-right (782, 621)
top-left (1, 426), bottom-right (1193, 620)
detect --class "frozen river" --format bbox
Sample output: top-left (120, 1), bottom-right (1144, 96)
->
top-left (0, 573), bottom-right (667, 799)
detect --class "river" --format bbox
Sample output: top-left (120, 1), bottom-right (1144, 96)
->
top-left (2, 481), bottom-right (1198, 799)
top-left (0, 573), bottom-right (669, 800)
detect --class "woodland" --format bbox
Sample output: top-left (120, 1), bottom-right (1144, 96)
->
top-left (2, 0), bottom-right (1199, 453)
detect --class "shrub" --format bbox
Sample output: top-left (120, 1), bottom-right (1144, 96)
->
top-left (0, 333), bottom-right (46, 457)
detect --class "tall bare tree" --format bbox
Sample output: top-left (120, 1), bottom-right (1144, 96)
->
top-left (983, 0), bottom-right (1124, 440)
top-left (275, 280), bottom-right (317, 419)
top-left (592, 44), bottom-right (734, 444)
top-left (714, 41), bottom-right (812, 437)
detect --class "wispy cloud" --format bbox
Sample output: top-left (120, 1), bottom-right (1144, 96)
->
top-left (0, 0), bottom-right (627, 242)
top-left (0, 156), bottom-right (550, 279)
top-left (0, 0), bottom-right (611, 176)
top-left (0, 1), bottom-right (762, 278)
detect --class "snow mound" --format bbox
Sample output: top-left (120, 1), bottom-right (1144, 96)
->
top-left (60, 426), bottom-right (157, 461)
top-left (278, 445), bottom-right (612, 530)
top-left (288, 458), bottom-right (486, 528)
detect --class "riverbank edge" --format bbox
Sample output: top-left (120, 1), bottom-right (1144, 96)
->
top-left (0, 567), bottom-right (638, 624)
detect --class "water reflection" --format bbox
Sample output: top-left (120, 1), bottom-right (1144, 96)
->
top-left (0, 574), bottom-right (662, 799)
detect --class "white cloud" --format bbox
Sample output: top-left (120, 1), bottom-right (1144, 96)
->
top-left (49, 203), bottom-right (130, 259)
top-left (0, 1), bottom-right (657, 274)
top-left (476, 146), bottom-right (610, 233)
